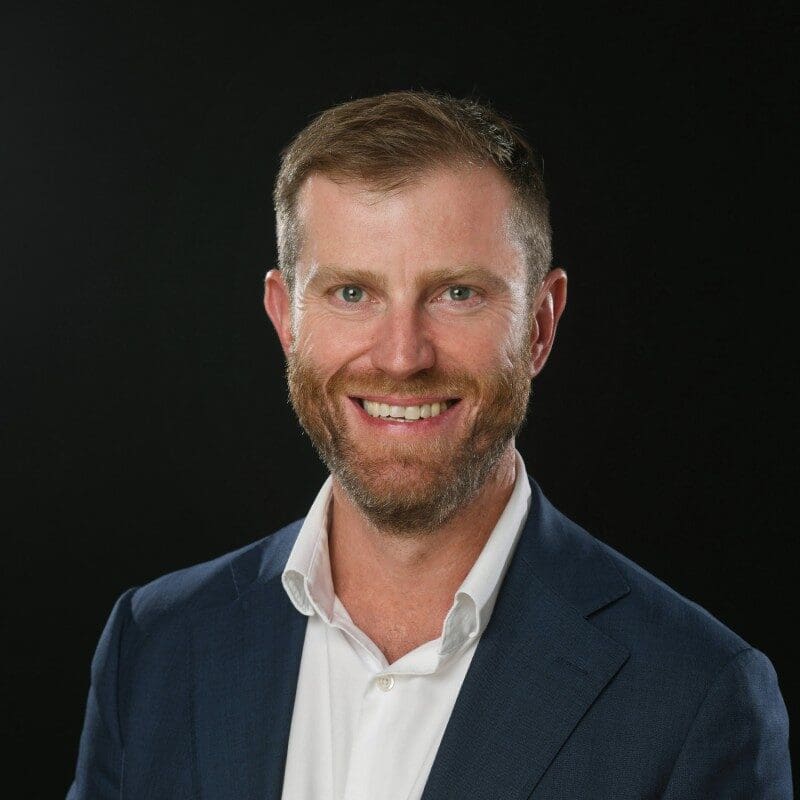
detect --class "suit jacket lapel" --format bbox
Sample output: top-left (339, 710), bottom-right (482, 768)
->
top-left (421, 479), bottom-right (631, 800)
top-left (191, 523), bottom-right (307, 800)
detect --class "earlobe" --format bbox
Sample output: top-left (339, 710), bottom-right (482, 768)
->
top-left (263, 269), bottom-right (294, 356)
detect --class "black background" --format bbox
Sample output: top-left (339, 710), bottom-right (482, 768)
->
top-left (3, 2), bottom-right (796, 793)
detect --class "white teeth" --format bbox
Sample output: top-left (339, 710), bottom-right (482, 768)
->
top-left (361, 399), bottom-right (453, 420)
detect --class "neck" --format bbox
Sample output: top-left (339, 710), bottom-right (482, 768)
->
top-left (327, 445), bottom-right (518, 659)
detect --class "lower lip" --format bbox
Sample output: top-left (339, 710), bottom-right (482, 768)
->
top-left (347, 397), bottom-right (460, 431)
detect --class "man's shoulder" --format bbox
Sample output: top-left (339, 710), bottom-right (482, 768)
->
top-left (126, 518), bottom-right (304, 634)
top-left (584, 523), bottom-right (752, 670)
top-left (532, 486), bottom-right (752, 673)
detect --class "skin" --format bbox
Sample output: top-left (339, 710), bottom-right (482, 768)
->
top-left (264, 165), bottom-right (567, 663)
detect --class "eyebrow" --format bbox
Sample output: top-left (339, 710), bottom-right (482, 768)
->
top-left (303, 264), bottom-right (512, 296)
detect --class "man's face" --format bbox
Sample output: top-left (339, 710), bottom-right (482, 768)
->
top-left (273, 166), bottom-right (537, 535)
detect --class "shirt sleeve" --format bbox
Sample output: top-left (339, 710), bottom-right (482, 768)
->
top-left (66, 587), bottom-right (138, 800)
top-left (661, 647), bottom-right (793, 799)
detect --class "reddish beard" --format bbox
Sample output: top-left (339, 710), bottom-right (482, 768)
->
top-left (286, 347), bottom-right (532, 536)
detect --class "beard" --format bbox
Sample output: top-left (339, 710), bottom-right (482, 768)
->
top-left (286, 334), bottom-right (532, 536)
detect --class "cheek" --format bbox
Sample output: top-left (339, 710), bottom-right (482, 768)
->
top-left (437, 318), bottom-right (525, 371)
top-left (294, 318), bottom-right (372, 368)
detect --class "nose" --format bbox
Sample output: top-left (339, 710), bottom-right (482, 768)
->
top-left (369, 304), bottom-right (436, 380)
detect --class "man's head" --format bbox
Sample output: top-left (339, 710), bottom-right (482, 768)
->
top-left (265, 91), bottom-right (566, 536)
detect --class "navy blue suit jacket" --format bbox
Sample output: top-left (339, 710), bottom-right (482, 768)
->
top-left (68, 478), bottom-right (792, 798)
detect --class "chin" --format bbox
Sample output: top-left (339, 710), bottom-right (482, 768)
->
top-left (334, 450), bottom-right (489, 535)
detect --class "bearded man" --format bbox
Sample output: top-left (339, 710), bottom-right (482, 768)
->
top-left (68, 91), bottom-right (792, 799)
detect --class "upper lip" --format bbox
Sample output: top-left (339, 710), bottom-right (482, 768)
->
top-left (352, 395), bottom-right (458, 406)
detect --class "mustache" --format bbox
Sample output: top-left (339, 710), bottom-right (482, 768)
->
top-left (325, 367), bottom-right (482, 399)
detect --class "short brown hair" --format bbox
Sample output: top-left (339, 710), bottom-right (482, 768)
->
top-left (273, 90), bottom-right (551, 296)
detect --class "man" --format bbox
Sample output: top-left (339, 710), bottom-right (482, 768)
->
top-left (68, 91), bottom-right (792, 799)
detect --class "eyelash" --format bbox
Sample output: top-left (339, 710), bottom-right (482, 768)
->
top-left (331, 285), bottom-right (482, 307)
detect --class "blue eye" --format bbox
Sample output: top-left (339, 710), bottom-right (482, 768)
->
top-left (336, 286), bottom-right (365, 303)
top-left (447, 285), bottom-right (474, 301)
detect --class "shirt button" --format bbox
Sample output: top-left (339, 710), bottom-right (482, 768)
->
top-left (376, 674), bottom-right (395, 692)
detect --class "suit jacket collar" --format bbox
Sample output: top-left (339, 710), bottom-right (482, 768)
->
top-left (191, 478), bottom-right (631, 799)
top-left (420, 479), bottom-right (631, 799)
top-left (518, 477), bottom-right (630, 617)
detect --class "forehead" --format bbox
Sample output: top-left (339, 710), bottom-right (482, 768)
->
top-left (294, 165), bottom-right (525, 283)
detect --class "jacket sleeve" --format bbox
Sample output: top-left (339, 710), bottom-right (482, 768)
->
top-left (66, 587), bottom-right (138, 800)
top-left (661, 647), bottom-right (792, 799)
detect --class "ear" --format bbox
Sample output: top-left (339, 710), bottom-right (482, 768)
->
top-left (529, 268), bottom-right (567, 378)
top-left (263, 268), bottom-right (294, 356)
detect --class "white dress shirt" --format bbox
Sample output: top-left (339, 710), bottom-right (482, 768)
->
top-left (280, 450), bottom-right (532, 800)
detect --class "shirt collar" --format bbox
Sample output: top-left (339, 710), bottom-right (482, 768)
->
top-left (282, 477), bottom-right (336, 620)
top-left (282, 450), bottom-right (532, 657)
top-left (439, 449), bottom-right (531, 654)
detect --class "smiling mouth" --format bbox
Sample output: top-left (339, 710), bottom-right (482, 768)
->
top-left (355, 397), bottom-right (460, 421)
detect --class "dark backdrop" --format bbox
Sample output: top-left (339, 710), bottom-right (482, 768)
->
top-left (3, 2), bottom-right (795, 793)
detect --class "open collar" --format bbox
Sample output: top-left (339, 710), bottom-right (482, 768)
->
top-left (279, 450), bottom-right (533, 661)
